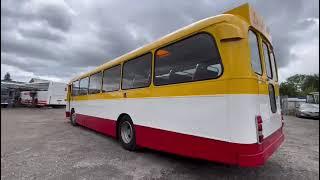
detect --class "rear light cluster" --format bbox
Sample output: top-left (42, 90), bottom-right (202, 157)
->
top-left (256, 115), bottom-right (264, 143)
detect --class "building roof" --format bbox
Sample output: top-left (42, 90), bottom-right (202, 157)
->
top-left (1, 78), bottom-right (51, 91)
top-left (29, 78), bottom-right (50, 83)
top-left (1, 81), bottom-right (33, 90)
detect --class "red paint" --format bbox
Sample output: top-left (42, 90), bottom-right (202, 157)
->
top-left (73, 113), bottom-right (284, 167)
top-left (76, 114), bottom-right (117, 137)
top-left (236, 126), bottom-right (284, 167)
top-left (135, 125), bottom-right (238, 164)
top-left (66, 111), bottom-right (70, 118)
top-left (136, 124), bottom-right (284, 167)
top-left (20, 100), bottom-right (47, 106)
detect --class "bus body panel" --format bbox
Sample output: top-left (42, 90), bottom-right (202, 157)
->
top-left (66, 3), bottom-right (284, 167)
top-left (258, 94), bottom-right (282, 138)
top-left (70, 94), bottom-right (284, 167)
top-left (70, 94), bottom-right (268, 144)
top-left (66, 85), bottom-right (71, 117)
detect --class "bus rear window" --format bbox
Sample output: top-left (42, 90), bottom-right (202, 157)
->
top-left (154, 33), bottom-right (222, 86)
top-left (268, 84), bottom-right (277, 113)
top-left (248, 30), bottom-right (262, 75)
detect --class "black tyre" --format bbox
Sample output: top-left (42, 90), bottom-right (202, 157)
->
top-left (1, 104), bottom-right (8, 108)
top-left (118, 116), bottom-right (136, 151)
top-left (295, 112), bottom-right (301, 118)
top-left (70, 111), bottom-right (78, 126)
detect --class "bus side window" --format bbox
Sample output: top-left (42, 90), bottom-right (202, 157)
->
top-left (154, 33), bottom-right (222, 86)
top-left (79, 77), bottom-right (89, 95)
top-left (248, 30), bottom-right (262, 75)
top-left (122, 53), bottom-right (152, 90)
top-left (72, 80), bottom-right (79, 96)
top-left (102, 65), bottom-right (121, 92)
top-left (89, 72), bottom-right (102, 94)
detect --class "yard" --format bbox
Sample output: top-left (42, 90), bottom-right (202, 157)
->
top-left (1, 108), bottom-right (319, 179)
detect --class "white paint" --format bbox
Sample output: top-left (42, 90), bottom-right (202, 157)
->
top-left (46, 81), bottom-right (67, 105)
top-left (70, 94), bottom-right (282, 144)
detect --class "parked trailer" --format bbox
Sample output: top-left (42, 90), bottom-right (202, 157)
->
top-left (20, 81), bottom-right (67, 107)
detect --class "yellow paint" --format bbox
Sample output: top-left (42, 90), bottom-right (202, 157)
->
top-left (224, 3), bottom-right (272, 43)
top-left (68, 3), bottom-right (279, 102)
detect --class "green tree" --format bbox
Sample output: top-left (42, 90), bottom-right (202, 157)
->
top-left (280, 73), bottom-right (319, 97)
top-left (3, 72), bottom-right (12, 81)
top-left (286, 74), bottom-right (306, 94)
top-left (280, 82), bottom-right (298, 97)
top-left (301, 74), bottom-right (319, 95)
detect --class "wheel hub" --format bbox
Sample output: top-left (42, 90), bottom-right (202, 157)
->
top-left (120, 121), bottom-right (133, 143)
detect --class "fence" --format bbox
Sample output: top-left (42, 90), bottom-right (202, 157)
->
top-left (281, 96), bottom-right (306, 115)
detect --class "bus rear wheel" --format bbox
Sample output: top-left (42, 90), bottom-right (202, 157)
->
top-left (118, 116), bottom-right (136, 151)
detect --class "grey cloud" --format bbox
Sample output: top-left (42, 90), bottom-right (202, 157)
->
top-left (1, 0), bottom-right (73, 32)
top-left (250, 0), bottom-right (318, 68)
top-left (1, 34), bottom-right (60, 60)
top-left (1, 0), bottom-right (318, 82)
top-left (18, 27), bottom-right (65, 42)
top-left (37, 4), bottom-right (73, 32)
top-left (2, 52), bottom-right (82, 79)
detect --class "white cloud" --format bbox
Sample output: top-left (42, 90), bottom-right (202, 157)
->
top-left (278, 18), bottom-right (319, 82)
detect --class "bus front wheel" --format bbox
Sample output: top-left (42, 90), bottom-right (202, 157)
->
top-left (118, 116), bottom-right (137, 151)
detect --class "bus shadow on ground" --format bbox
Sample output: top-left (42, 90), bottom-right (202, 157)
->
top-left (296, 116), bottom-right (319, 120)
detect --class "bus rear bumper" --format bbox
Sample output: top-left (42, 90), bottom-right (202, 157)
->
top-left (238, 127), bottom-right (284, 167)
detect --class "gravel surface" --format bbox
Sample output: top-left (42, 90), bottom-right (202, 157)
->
top-left (1, 108), bottom-right (319, 180)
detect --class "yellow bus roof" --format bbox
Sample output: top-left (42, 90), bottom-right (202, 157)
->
top-left (69, 15), bottom-right (234, 83)
top-left (69, 3), bottom-right (269, 83)
top-left (224, 3), bottom-right (271, 42)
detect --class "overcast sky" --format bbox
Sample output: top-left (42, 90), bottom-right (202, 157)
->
top-left (1, 0), bottom-right (319, 83)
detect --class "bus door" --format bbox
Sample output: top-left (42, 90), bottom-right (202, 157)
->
top-left (260, 39), bottom-right (282, 137)
top-left (67, 84), bottom-right (71, 112)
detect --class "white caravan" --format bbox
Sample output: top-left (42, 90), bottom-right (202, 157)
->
top-left (20, 81), bottom-right (67, 107)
